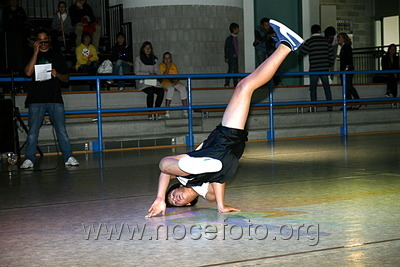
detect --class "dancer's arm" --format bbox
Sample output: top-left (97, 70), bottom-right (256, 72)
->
top-left (146, 172), bottom-right (175, 218)
top-left (210, 182), bottom-right (240, 213)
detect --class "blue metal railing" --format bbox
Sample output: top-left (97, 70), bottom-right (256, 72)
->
top-left (1, 69), bottom-right (399, 151)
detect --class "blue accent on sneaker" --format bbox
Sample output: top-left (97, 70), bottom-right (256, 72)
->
top-left (269, 19), bottom-right (304, 51)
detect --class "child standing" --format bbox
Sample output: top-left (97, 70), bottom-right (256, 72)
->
top-left (224, 23), bottom-right (240, 87)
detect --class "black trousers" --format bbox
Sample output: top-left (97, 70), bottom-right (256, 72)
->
top-left (142, 86), bottom-right (165, 107)
top-left (340, 73), bottom-right (360, 100)
top-left (386, 75), bottom-right (398, 97)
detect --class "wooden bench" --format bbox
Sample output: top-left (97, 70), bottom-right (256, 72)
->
top-left (19, 110), bottom-right (166, 121)
top-left (69, 72), bottom-right (136, 90)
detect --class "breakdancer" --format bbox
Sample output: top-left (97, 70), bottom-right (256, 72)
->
top-left (146, 19), bottom-right (303, 217)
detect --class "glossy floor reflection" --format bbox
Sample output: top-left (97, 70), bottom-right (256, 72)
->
top-left (1, 133), bottom-right (400, 266)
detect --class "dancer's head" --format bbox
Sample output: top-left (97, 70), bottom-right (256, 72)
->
top-left (165, 183), bottom-right (198, 207)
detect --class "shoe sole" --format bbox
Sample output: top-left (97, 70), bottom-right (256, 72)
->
top-left (269, 19), bottom-right (304, 50)
top-left (20, 165), bottom-right (33, 169)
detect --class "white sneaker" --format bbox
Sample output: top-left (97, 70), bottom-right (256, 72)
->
top-left (20, 159), bottom-right (34, 169)
top-left (65, 157), bottom-right (79, 166)
top-left (165, 111), bottom-right (170, 119)
top-left (178, 156), bottom-right (222, 174)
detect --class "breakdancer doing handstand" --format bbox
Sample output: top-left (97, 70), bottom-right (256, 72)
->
top-left (146, 19), bottom-right (303, 217)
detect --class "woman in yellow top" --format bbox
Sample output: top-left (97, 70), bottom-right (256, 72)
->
top-left (159, 52), bottom-right (188, 119)
top-left (75, 32), bottom-right (99, 75)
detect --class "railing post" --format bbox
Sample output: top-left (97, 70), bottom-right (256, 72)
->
top-left (94, 78), bottom-right (104, 152)
top-left (267, 81), bottom-right (275, 141)
top-left (186, 77), bottom-right (194, 147)
top-left (340, 73), bottom-right (348, 136)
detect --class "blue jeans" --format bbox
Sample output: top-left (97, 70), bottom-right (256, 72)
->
top-left (255, 49), bottom-right (267, 67)
top-left (112, 59), bottom-right (132, 88)
top-left (25, 103), bottom-right (73, 163)
top-left (309, 75), bottom-right (332, 101)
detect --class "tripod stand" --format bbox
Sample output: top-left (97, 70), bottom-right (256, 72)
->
top-left (3, 71), bottom-right (43, 165)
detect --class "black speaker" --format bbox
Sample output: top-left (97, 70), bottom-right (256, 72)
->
top-left (0, 99), bottom-right (18, 153)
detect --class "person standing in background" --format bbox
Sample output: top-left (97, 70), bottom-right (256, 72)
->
top-left (224, 22), bottom-right (239, 87)
top-left (20, 28), bottom-right (79, 169)
top-left (51, 1), bottom-right (76, 53)
top-left (324, 26), bottom-right (338, 84)
top-left (2, 0), bottom-right (27, 72)
top-left (301, 24), bottom-right (334, 111)
top-left (337, 32), bottom-right (360, 109)
top-left (253, 17), bottom-right (281, 85)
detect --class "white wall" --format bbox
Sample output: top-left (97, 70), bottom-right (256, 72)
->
top-left (243, 0), bottom-right (255, 73)
top-left (301, 0), bottom-right (320, 85)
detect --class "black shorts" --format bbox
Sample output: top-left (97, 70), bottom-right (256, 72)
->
top-left (185, 124), bottom-right (248, 186)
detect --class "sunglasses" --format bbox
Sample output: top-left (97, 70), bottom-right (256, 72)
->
top-left (37, 38), bottom-right (50, 44)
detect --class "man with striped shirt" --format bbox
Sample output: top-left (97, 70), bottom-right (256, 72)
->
top-left (301, 24), bottom-right (334, 111)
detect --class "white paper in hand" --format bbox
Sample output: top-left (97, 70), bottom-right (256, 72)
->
top-left (35, 63), bottom-right (52, 81)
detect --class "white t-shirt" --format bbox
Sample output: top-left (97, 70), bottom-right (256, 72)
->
top-left (177, 176), bottom-right (209, 199)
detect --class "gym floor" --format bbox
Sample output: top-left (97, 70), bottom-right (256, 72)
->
top-left (1, 133), bottom-right (400, 266)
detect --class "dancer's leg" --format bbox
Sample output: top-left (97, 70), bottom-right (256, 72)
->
top-left (222, 19), bottom-right (303, 130)
top-left (221, 44), bottom-right (291, 130)
top-left (159, 154), bottom-right (189, 176)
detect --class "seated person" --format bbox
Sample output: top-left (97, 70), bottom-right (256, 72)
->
top-left (109, 32), bottom-right (133, 90)
top-left (159, 52), bottom-right (188, 119)
top-left (51, 1), bottom-right (76, 52)
top-left (75, 32), bottom-right (98, 90)
top-left (134, 41), bottom-right (164, 120)
top-left (69, 0), bottom-right (101, 49)
top-left (382, 44), bottom-right (399, 99)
